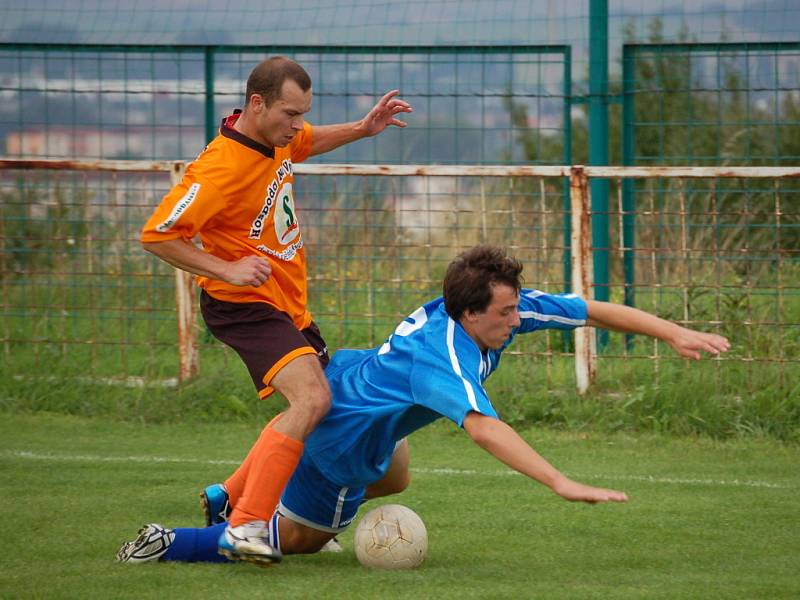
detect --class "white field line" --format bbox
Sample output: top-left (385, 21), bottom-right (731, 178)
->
top-left (411, 467), bottom-right (789, 489)
top-left (3, 450), bottom-right (790, 490)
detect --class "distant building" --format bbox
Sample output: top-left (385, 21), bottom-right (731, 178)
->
top-left (5, 126), bottom-right (204, 159)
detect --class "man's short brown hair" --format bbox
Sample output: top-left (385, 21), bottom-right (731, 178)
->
top-left (245, 56), bottom-right (312, 107)
top-left (443, 245), bottom-right (523, 320)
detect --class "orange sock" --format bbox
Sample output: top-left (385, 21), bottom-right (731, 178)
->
top-left (227, 423), bottom-right (303, 527)
top-left (224, 413), bottom-right (284, 507)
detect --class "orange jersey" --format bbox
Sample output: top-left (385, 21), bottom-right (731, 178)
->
top-left (141, 112), bottom-right (315, 329)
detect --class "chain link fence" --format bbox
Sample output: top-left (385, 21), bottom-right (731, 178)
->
top-left (2, 159), bottom-right (797, 399)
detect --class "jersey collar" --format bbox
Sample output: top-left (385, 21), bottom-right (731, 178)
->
top-left (220, 110), bottom-right (276, 159)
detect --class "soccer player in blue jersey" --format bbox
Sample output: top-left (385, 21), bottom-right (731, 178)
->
top-left (117, 245), bottom-right (730, 565)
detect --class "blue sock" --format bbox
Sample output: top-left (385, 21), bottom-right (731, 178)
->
top-left (162, 523), bottom-right (230, 563)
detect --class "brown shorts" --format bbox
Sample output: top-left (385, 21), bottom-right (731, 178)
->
top-left (200, 291), bottom-right (329, 399)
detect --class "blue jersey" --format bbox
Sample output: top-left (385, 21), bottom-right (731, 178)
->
top-left (303, 289), bottom-right (587, 488)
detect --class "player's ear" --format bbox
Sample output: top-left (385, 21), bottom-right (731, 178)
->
top-left (248, 93), bottom-right (265, 113)
top-left (462, 309), bottom-right (479, 323)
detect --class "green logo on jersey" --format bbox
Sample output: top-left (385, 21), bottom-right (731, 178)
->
top-left (283, 194), bottom-right (295, 228)
top-left (274, 182), bottom-right (300, 245)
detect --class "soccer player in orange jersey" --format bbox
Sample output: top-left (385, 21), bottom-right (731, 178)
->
top-left (140, 56), bottom-right (412, 564)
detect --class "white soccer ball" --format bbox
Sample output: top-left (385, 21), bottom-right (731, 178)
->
top-left (353, 504), bottom-right (428, 569)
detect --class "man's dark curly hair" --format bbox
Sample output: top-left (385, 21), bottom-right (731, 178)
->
top-left (443, 245), bottom-right (523, 320)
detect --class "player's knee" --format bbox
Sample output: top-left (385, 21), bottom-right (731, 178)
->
top-left (286, 534), bottom-right (331, 555)
top-left (304, 538), bottom-right (332, 554)
top-left (287, 539), bottom-right (314, 554)
top-left (369, 470), bottom-right (410, 498)
top-left (288, 385), bottom-right (330, 427)
top-left (305, 386), bottom-right (331, 426)
top-left (391, 471), bottom-right (411, 494)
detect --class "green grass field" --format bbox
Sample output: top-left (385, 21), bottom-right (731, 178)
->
top-left (1, 412), bottom-right (798, 599)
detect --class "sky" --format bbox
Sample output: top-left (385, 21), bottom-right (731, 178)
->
top-left (0, 0), bottom-right (797, 48)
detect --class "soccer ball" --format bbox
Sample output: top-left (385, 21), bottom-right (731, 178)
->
top-left (353, 504), bottom-right (428, 569)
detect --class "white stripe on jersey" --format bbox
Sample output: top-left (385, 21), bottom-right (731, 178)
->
top-left (446, 318), bottom-right (479, 411)
top-left (156, 183), bottom-right (200, 232)
top-left (332, 487), bottom-right (348, 528)
top-left (479, 353), bottom-right (492, 379)
top-left (518, 310), bottom-right (585, 327)
top-left (524, 290), bottom-right (579, 300)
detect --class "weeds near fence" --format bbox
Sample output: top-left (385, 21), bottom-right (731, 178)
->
top-left (2, 169), bottom-right (798, 441)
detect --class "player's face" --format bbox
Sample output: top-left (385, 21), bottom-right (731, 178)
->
top-left (255, 80), bottom-right (312, 148)
top-left (463, 283), bottom-right (521, 351)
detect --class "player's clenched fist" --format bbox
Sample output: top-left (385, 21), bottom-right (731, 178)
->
top-left (226, 256), bottom-right (272, 287)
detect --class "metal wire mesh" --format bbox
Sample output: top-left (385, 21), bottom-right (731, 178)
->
top-left (0, 45), bottom-right (571, 166)
top-left (606, 173), bottom-right (799, 394)
top-left (299, 172), bottom-right (570, 352)
top-left (0, 163), bottom-right (573, 388)
top-left (0, 49), bottom-right (208, 160)
top-left (0, 167), bottom-right (178, 381)
top-left (623, 42), bottom-right (800, 165)
top-left (1, 161), bottom-right (797, 399)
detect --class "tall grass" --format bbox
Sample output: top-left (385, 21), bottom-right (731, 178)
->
top-left (1, 171), bottom-right (798, 441)
top-left (2, 347), bottom-right (798, 442)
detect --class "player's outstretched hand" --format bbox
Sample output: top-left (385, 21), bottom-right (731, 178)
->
top-left (668, 327), bottom-right (731, 360)
top-left (226, 256), bottom-right (272, 287)
top-left (359, 90), bottom-right (413, 135)
top-left (553, 478), bottom-right (629, 504)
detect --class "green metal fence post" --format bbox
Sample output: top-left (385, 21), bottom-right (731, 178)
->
top-left (589, 0), bottom-right (610, 346)
top-left (562, 47), bottom-right (573, 293)
top-left (562, 48), bottom-right (573, 351)
top-left (621, 44), bottom-right (636, 350)
top-left (204, 46), bottom-right (216, 144)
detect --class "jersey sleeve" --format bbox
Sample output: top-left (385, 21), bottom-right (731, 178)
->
top-left (515, 289), bottom-right (587, 334)
top-left (140, 170), bottom-right (224, 243)
top-left (288, 122), bottom-right (314, 164)
top-left (409, 326), bottom-right (498, 427)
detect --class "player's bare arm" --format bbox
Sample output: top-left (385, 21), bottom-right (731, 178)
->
top-left (462, 412), bottom-right (628, 504)
top-left (308, 90), bottom-right (413, 156)
top-left (142, 238), bottom-right (272, 287)
top-left (585, 300), bottom-right (731, 360)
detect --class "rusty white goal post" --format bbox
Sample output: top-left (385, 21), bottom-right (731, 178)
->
top-left (2, 158), bottom-right (798, 392)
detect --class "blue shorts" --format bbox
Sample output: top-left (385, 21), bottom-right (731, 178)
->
top-left (278, 456), bottom-right (366, 533)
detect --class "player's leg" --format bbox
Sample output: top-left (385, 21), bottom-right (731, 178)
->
top-left (219, 356), bottom-right (331, 564)
top-left (200, 293), bottom-right (330, 564)
top-left (117, 517), bottom-right (337, 564)
top-left (202, 435), bottom-right (408, 555)
top-left (200, 412), bottom-right (286, 527)
top-left (366, 438), bottom-right (410, 499)
top-left (269, 352), bottom-right (331, 438)
top-left (189, 514), bottom-right (337, 558)
top-left (226, 354), bottom-right (330, 527)
top-left (273, 513), bottom-right (337, 554)
top-left (201, 427), bottom-right (343, 553)
top-left (135, 458), bottom-right (363, 564)
top-left (276, 453), bottom-right (365, 554)
top-left (200, 413), bottom-right (285, 526)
